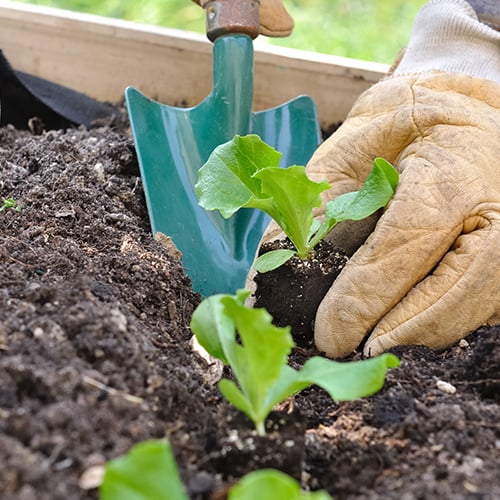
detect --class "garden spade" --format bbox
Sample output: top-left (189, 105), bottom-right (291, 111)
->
top-left (125, 0), bottom-right (320, 296)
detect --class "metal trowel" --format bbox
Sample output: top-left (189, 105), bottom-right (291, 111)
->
top-left (125, 0), bottom-right (320, 296)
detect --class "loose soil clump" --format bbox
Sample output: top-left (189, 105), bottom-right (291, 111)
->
top-left (1, 116), bottom-right (499, 499)
top-left (254, 239), bottom-right (348, 347)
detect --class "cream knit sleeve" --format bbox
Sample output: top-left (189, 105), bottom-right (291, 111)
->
top-left (393, 0), bottom-right (500, 83)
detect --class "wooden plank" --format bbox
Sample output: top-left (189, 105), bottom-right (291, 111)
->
top-left (0, 2), bottom-right (214, 107)
top-left (0, 1), bottom-right (388, 127)
top-left (253, 43), bottom-right (388, 128)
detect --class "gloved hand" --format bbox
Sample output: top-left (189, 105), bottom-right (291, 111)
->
top-left (191, 0), bottom-right (294, 37)
top-left (250, 0), bottom-right (500, 358)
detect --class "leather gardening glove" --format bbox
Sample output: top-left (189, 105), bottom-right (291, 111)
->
top-left (248, 0), bottom-right (500, 358)
top-left (311, 0), bottom-right (500, 358)
top-left (191, 0), bottom-right (294, 37)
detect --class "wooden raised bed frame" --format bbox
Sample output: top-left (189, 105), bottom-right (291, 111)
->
top-left (0, 1), bottom-right (388, 130)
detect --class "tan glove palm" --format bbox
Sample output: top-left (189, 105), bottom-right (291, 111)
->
top-left (310, 71), bottom-right (500, 358)
top-left (192, 0), bottom-right (294, 37)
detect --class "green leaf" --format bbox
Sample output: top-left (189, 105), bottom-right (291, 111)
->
top-left (220, 296), bottom-right (294, 431)
top-left (259, 364), bottom-right (311, 414)
top-left (229, 469), bottom-right (332, 500)
top-left (325, 157), bottom-right (398, 223)
top-left (190, 289), bottom-right (252, 364)
top-left (259, 354), bottom-right (399, 416)
top-left (218, 378), bottom-right (254, 425)
top-left (297, 353), bottom-right (400, 400)
top-left (307, 218), bottom-right (321, 240)
top-left (195, 134), bottom-right (281, 218)
top-left (100, 440), bottom-right (188, 500)
top-left (309, 157), bottom-right (398, 248)
top-left (253, 249), bottom-right (296, 273)
top-left (253, 165), bottom-right (330, 256)
top-left (190, 294), bottom-right (232, 364)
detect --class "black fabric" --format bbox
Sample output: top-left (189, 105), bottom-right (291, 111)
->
top-left (0, 50), bottom-right (117, 130)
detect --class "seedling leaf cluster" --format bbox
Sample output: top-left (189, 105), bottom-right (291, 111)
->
top-left (195, 134), bottom-right (399, 272)
top-left (190, 290), bottom-right (399, 435)
top-left (0, 197), bottom-right (21, 213)
top-left (101, 439), bottom-right (332, 500)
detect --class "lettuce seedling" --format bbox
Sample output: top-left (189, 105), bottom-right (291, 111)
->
top-left (228, 468), bottom-right (332, 500)
top-left (190, 290), bottom-right (399, 435)
top-left (0, 197), bottom-right (21, 213)
top-left (195, 134), bottom-right (398, 273)
top-left (100, 439), bottom-right (331, 500)
top-left (100, 439), bottom-right (188, 500)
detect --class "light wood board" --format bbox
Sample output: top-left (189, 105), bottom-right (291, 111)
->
top-left (0, 1), bottom-right (388, 128)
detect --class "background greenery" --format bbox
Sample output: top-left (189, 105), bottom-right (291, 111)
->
top-left (15, 0), bottom-right (427, 63)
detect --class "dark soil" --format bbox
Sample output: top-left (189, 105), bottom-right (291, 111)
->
top-left (254, 239), bottom-right (348, 348)
top-left (1, 116), bottom-right (499, 500)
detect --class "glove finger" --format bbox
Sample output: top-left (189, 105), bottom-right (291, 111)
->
top-left (307, 139), bottom-right (378, 208)
top-left (364, 207), bottom-right (500, 356)
top-left (259, 0), bottom-right (294, 37)
top-left (314, 167), bottom-right (465, 359)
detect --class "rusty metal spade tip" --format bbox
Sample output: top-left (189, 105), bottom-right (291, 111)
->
top-left (204, 0), bottom-right (260, 41)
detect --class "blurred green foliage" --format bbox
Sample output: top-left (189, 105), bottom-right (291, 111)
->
top-left (14, 0), bottom-right (426, 63)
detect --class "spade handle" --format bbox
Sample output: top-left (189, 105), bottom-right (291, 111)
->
top-left (202, 0), bottom-right (260, 41)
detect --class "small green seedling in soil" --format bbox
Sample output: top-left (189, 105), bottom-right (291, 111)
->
top-left (100, 439), bottom-right (331, 500)
top-left (100, 439), bottom-right (188, 500)
top-left (190, 289), bottom-right (399, 436)
top-left (0, 197), bottom-right (21, 213)
top-left (228, 468), bottom-right (332, 500)
top-left (195, 134), bottom-right (398, 273)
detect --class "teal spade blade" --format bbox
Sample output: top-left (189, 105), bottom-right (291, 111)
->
top-left (125, 34), bottom-right (320, 297)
